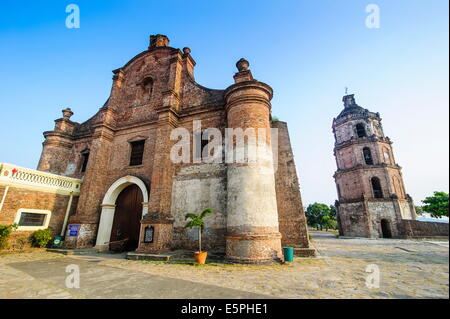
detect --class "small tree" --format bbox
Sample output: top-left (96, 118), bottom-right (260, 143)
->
top-left (422, 192), bottom-right (449, 218)
top-left (306, 203), bottom-right (331, 230)
top-left (329, 205), bottom-right (337, 218)
top-left (185, 208), bottom-right (215, 252)
top-left (31, 228), bottom-right (53, 248)
top-left (414, 205), bottom-right (424, 216)
top-left (321, 215), bottom-right (337, 231)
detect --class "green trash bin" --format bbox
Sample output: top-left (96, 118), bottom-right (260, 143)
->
top-left (283, 247), bottom-right (294, 262)
top-left (52, 236), bottom-right (64, 248)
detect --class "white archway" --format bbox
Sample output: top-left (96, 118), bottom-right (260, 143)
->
top-left (95, 176), bottom-right (149, 250)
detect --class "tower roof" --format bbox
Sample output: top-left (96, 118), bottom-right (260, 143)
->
top-left (336, 94), bottom-right (367, 119)
top-left (334, 94), bottom-right (381, 125)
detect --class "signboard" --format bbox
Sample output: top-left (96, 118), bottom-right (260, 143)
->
top-left (144, 226), bottom-right (154, 243)
top-left (68, 224), bottom-right (81, 237)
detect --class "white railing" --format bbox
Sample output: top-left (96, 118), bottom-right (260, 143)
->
top-left (0, 163), bottom-right (82, 195)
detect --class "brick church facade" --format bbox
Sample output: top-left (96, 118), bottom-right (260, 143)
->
top-left (34, 35), bottom-right (310, 263)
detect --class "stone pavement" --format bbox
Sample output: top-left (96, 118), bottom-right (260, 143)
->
top-left (0, 231), bottom-right (448, 299)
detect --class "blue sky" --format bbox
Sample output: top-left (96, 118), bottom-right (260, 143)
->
top-left (0, 0), bottom-right (448, 207)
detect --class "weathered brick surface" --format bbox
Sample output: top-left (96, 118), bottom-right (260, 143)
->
top-left (0, 186), bottom-right (77, 236)
top-left (171, 164), bottom-right (227, 251)
top-left (401, 220), bottom-right (449, 238)
top-left (63, 223), bottom-right (98, 248)
top-left (272, 121), bottom-right (309, 248)
top-left (333, 95), bottom-right (417, 238)
top-left (35, 35), bottom-right (309, 260)
top-left (136, 222), bottom-right (173, 253)
top-left (224, 74), bottom-right (284, 263)
top-left (0, 185), bottom-right (5, 201)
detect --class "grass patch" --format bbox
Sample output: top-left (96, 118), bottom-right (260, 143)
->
top-left (0, 248), bottom-right (45, 256)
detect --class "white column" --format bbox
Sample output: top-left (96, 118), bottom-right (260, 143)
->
top-left (95, 204), bottom-right (116, 250)
top-left (0, 186), bottom-right (10, 213)
top-left (60, 193), bottom-right (74, 236)
top-left (142, 202), bottom-right (149, 217)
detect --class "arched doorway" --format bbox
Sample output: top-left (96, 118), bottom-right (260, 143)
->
top-left (109, 184), bottom-right (143, 251)
top-left (95, 176), bottom-right (149, 251)
top-left (380, 219), bottom-right (392, 238)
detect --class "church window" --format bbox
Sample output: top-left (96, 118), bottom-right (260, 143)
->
top-left (363, 147), bottom-right (374, 165)
top-left (371, 177), bottom-right (383, 199)
top-left (130, 140), bottom-right (145, 166)
top-left (356, 123), bottom-right (367, 138)
top-left (384, 149), bottom-right (391, 164)
top-left (80, 151), bottom-right (90, 173)
top-left (14, 209), bottom-right (51, 231)
top-left (141, 77), bottom-right (153, 101)
top-left (19, 213), bottom-right (46, 227)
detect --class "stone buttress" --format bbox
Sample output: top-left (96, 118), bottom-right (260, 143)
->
top-left (224, 59), bottom-right (283, 263)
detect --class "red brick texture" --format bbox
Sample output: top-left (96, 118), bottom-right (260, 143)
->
top-left (272, 121), bottom-right (309, 248)
top-left (0, 185), bottom-right (77, 237)
top-left (34, 35), bottom-right (310, 260)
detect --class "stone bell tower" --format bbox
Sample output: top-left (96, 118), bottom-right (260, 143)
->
top-left (224, 59), bottom-right (283, 263)
top-left (332, 94), bottom-right (416, 238)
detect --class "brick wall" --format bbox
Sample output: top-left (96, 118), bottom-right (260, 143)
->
top-left (337, 201), bottom-right (369, 237)
top-left (35, 36), bottom-right (310, 257)
top-left (0, 186), bottom-right (77, 236)
top-left (272, 121), bottom-right (309, 247)
top-left (401, 220), bottom-right (449, 238)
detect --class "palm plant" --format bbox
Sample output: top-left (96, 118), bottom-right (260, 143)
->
top-left (184, 208), bottom-right (215, 252)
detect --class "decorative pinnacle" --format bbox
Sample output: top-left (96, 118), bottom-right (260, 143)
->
top-left (236, 58), bottom-right (249, 72)
top-left (62, 108), bottom-right (73, 120)
top-left (149, 34), bottom-right (170, 49)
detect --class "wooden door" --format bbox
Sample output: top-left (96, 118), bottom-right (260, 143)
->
top-left (110, 184), bottom-right (143, 252)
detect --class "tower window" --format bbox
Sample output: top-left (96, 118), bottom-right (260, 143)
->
top-left (130, 140), bottom-right (145, 166)
top-left (371, 177), bottom-right (384, 199)
top-left (80, 151), bottom-right (90, 173)
top-left (141, 77), bottom-right (153, 101)
top-left (356, 123), bottom-right (367, 138)
top-left (384, 149), bottom-right (391, 164)
top-left (363, 147), bottom-right (374, 165)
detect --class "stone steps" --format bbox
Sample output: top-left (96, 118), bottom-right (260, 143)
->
top-left (126, 251), bottom-right (171, 261)
top-left (47, 248), bottom-right (100, 256)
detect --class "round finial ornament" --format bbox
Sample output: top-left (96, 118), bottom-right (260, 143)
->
top-left (183, 47), bottom-right (191, 54)
top-left (236, 58), bottom-right (249, 72)
top-left (62, 108), bottom-right (73, 119)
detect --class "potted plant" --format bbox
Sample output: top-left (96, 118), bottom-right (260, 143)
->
top-left (184, 208), bottom-right (215, 264)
